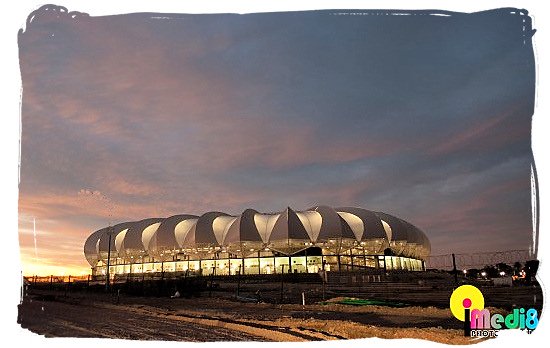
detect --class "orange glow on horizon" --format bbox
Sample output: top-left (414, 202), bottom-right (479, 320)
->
top-left (20, 255), bottom-right (91, 277)
top-left (18, 214), bottom-right (94, 277)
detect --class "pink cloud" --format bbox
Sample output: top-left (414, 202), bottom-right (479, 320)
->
top-left (427, 107), bottom-right (529, 157)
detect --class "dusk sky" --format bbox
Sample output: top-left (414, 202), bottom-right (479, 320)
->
top-left (17, 6), bottom-right (535, 275)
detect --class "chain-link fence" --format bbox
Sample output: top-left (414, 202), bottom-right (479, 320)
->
top-left (425, 249), bottom-right (534, 271)
top-left (25, 275), bottom-right (90, 283)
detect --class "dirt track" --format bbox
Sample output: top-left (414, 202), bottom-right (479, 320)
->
top-left (18, 289), bottom-right (482, 344)
top-left (18, 296), bottom-right (265, 341)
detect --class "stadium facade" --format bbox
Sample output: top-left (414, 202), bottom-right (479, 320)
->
top-left (84, 206), bottom-right (430, 277)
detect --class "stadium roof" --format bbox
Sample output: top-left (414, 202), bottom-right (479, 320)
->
top-left (84, 205), bottom-right (430, 265)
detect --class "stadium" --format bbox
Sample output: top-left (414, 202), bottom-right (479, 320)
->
top-left (84, 206), bottom-right (431, 278)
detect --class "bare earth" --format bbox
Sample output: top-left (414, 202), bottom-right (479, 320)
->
top-left (18, 289), bottom-right (482, 344)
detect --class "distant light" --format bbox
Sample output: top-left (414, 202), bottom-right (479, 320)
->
top-left (500, 271), bottom-right (506, 276)
top-left (481, 271), bottom-right (487, 277)
top-left (463, 269), bottom-right (467, 274)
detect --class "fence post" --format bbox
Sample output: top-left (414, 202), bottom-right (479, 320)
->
top-left (209, 269), bottom-right (214, 297)
top-left (452, 253), bottom-right (458, 285)
top-left (236, 265), bottom-right (241, 297)
top-left (322, 270), bottom-right (326, 301)
top-left (280, 264), bottom-right (285, 303)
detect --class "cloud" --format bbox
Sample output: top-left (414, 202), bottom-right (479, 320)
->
top-left (427, 105), bottom-right (531, 157)
top-left (17, 9), bottom-right (536, 274)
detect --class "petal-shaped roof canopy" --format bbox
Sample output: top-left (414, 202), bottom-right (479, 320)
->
top-left (84, 206), bottom-right (431, 262)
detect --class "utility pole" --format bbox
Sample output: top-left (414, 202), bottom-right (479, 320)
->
top-left (105, 226), bottom-right (113, 291)
top-left (80, 191), bottom-right (116, 292)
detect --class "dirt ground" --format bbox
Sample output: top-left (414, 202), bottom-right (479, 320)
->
top-left (18, 288), bottom-right (488, 344)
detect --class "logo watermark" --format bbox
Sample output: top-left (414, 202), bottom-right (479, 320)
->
top-left (449, 285), bottom-right (538, 337)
